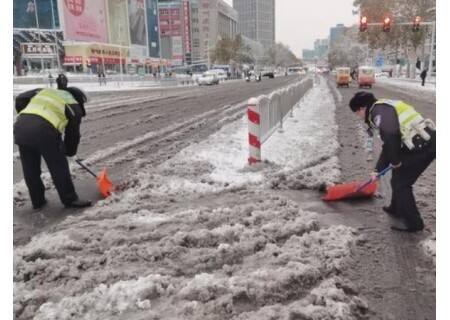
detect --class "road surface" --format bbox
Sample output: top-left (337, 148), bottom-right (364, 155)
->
top-left (13, 76), bottom-right (301, 245)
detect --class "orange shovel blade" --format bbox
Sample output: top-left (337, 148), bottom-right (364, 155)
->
top-left (96, 168), bottom-right (115, 198)
top-left (322, 180), bottom-right (378, 201)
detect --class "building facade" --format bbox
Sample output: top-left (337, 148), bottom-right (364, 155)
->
top-left (147, 0), bottom-right (161, 57)
top-left (329, 23), bottom-right (347, 49)
top-left (314, 38), bottom-right (329, 60)
top-left (189, 0), bottom-right (237, 65)
top-left (302, 49), bottom-right (315, 61)
top-left (232, 0), bottom-right (275, 48)
top-left (13, 0), bottom-right (163, 75)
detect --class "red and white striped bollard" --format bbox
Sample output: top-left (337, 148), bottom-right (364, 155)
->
top-left (247, 97), bottom-right (261, 165)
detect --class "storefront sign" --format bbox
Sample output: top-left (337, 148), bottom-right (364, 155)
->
top-left (63, 56), bottom-right (82, 64)
top-left (21, 43), bottom-right (56, 57)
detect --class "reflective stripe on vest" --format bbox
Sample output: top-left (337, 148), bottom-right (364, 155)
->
top-left (19, 89), bottom-right (77, 133)
top-left (369, 99), bottom-right (423, 138)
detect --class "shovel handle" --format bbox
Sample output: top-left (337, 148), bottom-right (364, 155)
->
top-left (75, 159), bottom-right (98, 178)
top-left (356, 165), bottom-right (394, 193)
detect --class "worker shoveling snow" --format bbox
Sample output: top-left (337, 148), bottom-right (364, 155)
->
top-left (14, 78), bottom-right (372, 319)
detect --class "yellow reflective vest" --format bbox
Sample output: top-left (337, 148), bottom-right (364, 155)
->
top-left (19, 89), bottom-right (77, 133)
top-left (369, 99), bottom-right (423, 137)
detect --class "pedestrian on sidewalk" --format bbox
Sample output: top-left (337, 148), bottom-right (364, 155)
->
top-left (349, 91), bottom-right (436, 232)
top-left (14, 74), bottom-right (92, 210)
top-left (98, 71), bottom-right (107, 86)
top-left (48, 73), bottom-right (54, 88)
top-left (420, 68), bottom-right (428, 86)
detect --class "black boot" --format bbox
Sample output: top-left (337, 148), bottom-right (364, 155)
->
top-left (390, 217), bottom-right (424, 232)
top-left (33, 199), bottom-right (48, 210)
top-left (65, 198), bottom-right (92, 208)
top-left (382, 206), bottom-right (397, 217)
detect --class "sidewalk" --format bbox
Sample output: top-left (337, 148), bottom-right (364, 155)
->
top-left (375, 77), bottom-right (436, 101)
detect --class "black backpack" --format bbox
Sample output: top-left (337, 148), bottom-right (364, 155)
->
top-left (15, 88), bottom-right (42, 113)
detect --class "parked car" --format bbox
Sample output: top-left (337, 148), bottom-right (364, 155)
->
top-left (261, 68), bottom-right (275, 78)
top-left (197, 71), bottom-right (220, 85)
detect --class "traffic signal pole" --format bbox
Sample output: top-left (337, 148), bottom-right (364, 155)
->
top-left (428, 21), bottom-right (435, 73)
top-left (362, 21), bottom-right (434, 26)
top-left (360, 19), bottom-right (435, 75)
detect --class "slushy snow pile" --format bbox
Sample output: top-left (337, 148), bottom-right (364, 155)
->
top-left (14, 78), bottom-right (370, 319)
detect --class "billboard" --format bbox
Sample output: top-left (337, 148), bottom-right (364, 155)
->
top-left (107, 0), bottom-right (130, 46)
top-left (146, 0), bottom-right (160, 57)
top-left (14, 0), bottom-right (60, 29)
top-left (128, 0), bottom-right (147, 46)
top-left (62, 0), bottom-right (108, 42)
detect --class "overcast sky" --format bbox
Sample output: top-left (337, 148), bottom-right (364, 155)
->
top-left (224, 0), bottom-right (357, 58)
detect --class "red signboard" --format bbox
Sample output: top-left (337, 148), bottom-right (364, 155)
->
top-left (159, 7), bottom-right (181, 37)
top-left (63, 56), bottom-right (82, 64)
top-left (183, 0), bottom-right (191, 54)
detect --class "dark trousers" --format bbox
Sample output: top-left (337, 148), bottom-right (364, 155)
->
top-left (421, 78), bottom-right (426, 86)
top-left (18, 143), bottom-right (78, 207)
top-left (389, 131), bottom-right (436, 228)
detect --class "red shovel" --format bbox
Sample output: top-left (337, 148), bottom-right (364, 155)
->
top-left (322, 165), bottom-right (393, 201)
top-left (75, 159), bottom-right (115, 198)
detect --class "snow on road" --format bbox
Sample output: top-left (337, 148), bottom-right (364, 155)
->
top-left (14, 78), bottom-right (369, 319)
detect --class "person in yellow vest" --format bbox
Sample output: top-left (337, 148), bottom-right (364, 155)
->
top-left (14, 74), bottom-right (91, 209)
top-left (349, 91), bottom-right (435, 232)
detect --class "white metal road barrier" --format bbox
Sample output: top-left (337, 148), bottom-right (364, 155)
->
top-left (247, 78), bottom-right (313, 164)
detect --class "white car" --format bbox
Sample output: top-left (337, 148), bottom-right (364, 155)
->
top-left (191, 73), bottom-right (203, 83)
top-left (197, 71), bottom-right (220, 85)
top-left (209, 69), bottom-right (227, 81)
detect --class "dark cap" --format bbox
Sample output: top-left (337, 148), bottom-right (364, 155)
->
top-left (349, 91), bottom-right (377, 112)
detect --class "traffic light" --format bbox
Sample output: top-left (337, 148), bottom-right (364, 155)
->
top-left (383, 17), bottom-right (391, 32)
top-left (360, 16), bottom-right (368, 32)
top-left (413, 16), bottom-right (421, 32)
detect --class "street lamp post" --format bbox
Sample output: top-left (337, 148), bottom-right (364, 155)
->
top-left (49, 0), bottom-right (60, 71)
top-left (428, 21), bottom-right (435, 74)
top-left (33, 0), bottom-right (45, 72)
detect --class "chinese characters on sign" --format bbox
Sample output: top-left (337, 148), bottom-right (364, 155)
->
top-left (65, 0), bottom-right (85, 16)
top-left (21, 43), bottom-right (56, 57)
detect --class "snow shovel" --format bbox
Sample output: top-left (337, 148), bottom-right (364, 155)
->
top-left (322, 165), bottom-right (393, 201)
top-left (75, 159), bottom-right (115, 198)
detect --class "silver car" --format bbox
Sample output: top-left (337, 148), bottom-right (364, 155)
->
top-left (197, 71), bottom-right (220, 85)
